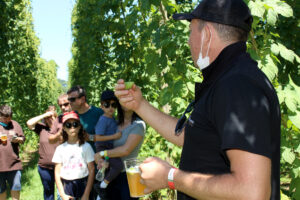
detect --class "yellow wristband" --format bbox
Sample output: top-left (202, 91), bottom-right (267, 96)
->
top-left (99, 150), bottom-right (108, 157)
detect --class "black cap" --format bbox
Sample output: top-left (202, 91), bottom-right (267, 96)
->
top-left (173, 0), bottom-right (253, 32)
top-left (101, 90), bottom-right (117, 102)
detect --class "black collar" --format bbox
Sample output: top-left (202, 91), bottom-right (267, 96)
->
top-left (195, 41), bottom-right (247, 102)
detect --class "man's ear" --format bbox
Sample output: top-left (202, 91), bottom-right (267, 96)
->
top-left (203, 24), bottom-right (212, 43)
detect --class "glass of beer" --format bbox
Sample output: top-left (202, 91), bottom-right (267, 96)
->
top-left (124, 158), bottom-right (146, 198)
top-left (0, 135), bottom-right (7, 145)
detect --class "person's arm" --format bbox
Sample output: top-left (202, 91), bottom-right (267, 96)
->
top-left (48, 118), bottom-right (63, 144)
top-left (81, 162), bottom-right (95, 200)
top-left (26, 112), bottom-right (53, 130)
top-left (48, 129), bottom-right (63, 144)
top-left (115, 79), bottom-right (184, 146)
top-left (54, 164), bottom-right (73, 200)
top-left (11, 137), bottom-right (25, 144)
top-left (11, 122), bottom-right (25, 144)
top-left (140, 150), bottom-right (271, 200)
top-left (94, 134), bottom-right (142, 164)
top-left (91, 131), bottom-right (121, 142)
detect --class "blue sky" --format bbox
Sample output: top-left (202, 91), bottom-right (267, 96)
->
top-left (31, 0), bottom-right (75, 81)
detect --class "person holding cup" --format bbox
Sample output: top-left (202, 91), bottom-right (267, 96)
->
top-left (114, 0), bottom-right (281, 199)
top-left (0, 105), bottom-right (25, 200)
top-left (94, 105), bottom-right (146, 200)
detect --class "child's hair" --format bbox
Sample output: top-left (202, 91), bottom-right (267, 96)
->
top-left (101, 89), bottom-right (118, 102)
top-left (62, 120), bottom-right (86, 146)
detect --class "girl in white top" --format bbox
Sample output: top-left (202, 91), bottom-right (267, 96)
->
top-left (52, 111), bottom-right (95, 200)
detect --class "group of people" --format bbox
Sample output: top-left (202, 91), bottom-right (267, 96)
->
top-left (0, 86), bottom-right (146, 200)
top-left (1, 0), bottom-right (281, 200)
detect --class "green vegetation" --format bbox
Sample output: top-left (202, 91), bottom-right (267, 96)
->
top-left (58, 79), bottom-right (68, 93)
top-left (0, 0), bottom-right (63, 198)
top-left (0, 0), bottom-right (299, 199)
top-left (69, 0), bottom-right (300, 199)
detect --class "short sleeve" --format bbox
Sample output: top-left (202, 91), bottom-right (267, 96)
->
top-left (33, 123), bottom-right (45, 135)
top-left (129, 120), bottom-right (146, 136)
top-left (52, 145), bottom-right (62, 163)
top-left (13, 121), bottom-right (25, 140)
top-left (95, 116), bottom-right (107, 135)
top-left (84, 143), bottom-right (95, 163)
top-left (212, 75), bottom-right (272, 158)
top-left (49, 117), bottom-right (61, 135)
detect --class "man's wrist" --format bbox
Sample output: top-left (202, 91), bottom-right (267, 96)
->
top-left (168, 167), bottom-right (177, 190)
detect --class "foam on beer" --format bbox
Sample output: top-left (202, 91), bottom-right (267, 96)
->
top-left (127, 166), bottom-right (140, 174)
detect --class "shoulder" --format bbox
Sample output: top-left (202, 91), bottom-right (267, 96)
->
top-left (82, 142), bottom-right (92, 148)
top-left (11, 120), bottom-right (21, 127)
top-left (91, 106), bottom-right (104, 114)
top-left (82, 142), bottom-right (94, 152)
top-left (11, 120), bottom-right (23, 131)
top-left (130, 119), bottom-right (146, 132)
top-left (56, 142), bottom-right (66, 151)
top-left (34, 122), bottom-right (48, 132)
top-left (99, 115), bottom-right (107, 121)
top-left (133, 119), bottom-right (146, 127)
top-left (215, 64), bottom-right (272, 98)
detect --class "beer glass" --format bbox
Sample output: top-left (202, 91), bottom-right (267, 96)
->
top-left (0, 134), bottom-right (7, 145)
top-left (124, 158), bottom-right (146, 197)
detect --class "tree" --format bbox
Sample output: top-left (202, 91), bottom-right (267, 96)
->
top-left (69, 0), bottom-right (300, 198)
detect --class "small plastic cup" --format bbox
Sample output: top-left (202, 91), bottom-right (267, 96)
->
top-left (0, 135), bottom-right (7, 145)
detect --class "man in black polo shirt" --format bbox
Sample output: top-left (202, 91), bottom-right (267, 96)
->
top-left (115, 0), bottom-right (280, 199)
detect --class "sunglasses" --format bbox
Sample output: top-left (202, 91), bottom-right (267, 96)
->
top-left (174, 101), bottom-right (195, 136)
top-left (59, 102), bottom-right (70, 107)
top-left (68, 95), bottom-right (83, 102)
top-left (103, 102), bottom-right (117, 109)
top-left (64, 121), bottom-right (80, 129)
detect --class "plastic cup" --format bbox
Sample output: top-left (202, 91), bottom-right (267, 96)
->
top-left (1, 135), bottom-right (7, 145)
top-left (124, 158), bottom-right (146, 198)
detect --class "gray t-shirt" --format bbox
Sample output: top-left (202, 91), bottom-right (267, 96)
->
top-left (114, 119), bottom-right (146, 162)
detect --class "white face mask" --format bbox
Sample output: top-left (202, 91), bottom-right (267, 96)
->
top-left (196, 27), bottom-right (212, 70)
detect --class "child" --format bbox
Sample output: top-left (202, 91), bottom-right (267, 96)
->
top-left (52, 111), bottom-right (95, 200)
top-left (93, 90), bottom-right (123, 199)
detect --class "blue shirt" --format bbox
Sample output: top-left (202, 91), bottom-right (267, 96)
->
top-left (95, 115), bottom-right (118, 145)
top-left (78, 106), bottom-right (103, 151)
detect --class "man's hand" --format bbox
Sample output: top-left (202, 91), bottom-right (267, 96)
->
top-left (61, 194), bottom-right (73, 200)
top-left (114, 79), bottom-right (143, 111)
top-left (44, 111), bottom-right (55, 118)
top-left (140, 157), bottom-right (172, 194)
top-left (11, 136), bottom-right (23, 144)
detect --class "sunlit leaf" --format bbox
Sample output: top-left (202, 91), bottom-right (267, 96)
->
top-left (267, 8), bottom-right (277, 26)
top-left (248, 0), bottom-right (265, 18)
top-left (282, 148), bottom-right (295, 164)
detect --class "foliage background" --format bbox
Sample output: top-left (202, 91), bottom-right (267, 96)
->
top-left (69, 0), bottom-right (300, 199)
top-left (0, 0), bottom-right (299, 199)
top-left (0, 0), bottom-right (63, 160)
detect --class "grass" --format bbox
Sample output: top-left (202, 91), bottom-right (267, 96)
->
top-left (6, 152), bottom-right (43, 200)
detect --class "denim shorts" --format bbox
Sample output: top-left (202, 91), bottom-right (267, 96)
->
top-left (0, 170), bottom-right (22, 193)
